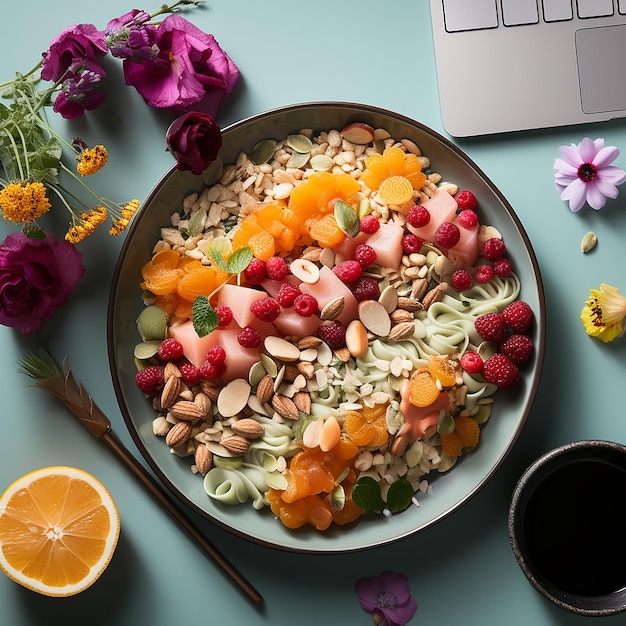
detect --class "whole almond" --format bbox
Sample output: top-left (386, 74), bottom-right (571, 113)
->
top-left (166, 421), bottom-right (192, 448)
top-left (193, 391), bottom-right (212, 416)
top-left (271, 394), bottom-right (300, 419)
top-left (422, 281), bottom-right (448, 309)
top-left (160, 375), bottom-right (182, 409)
top-left (390, 309), bottom-right (414, 323)
top-left (256, 374), bottom-right (275, 405)
top-left (169, 400), bottom-right (205, 422)
top-left (293, 391), bottom-right (312, 415)
top-left (410, 277), bottom-right (429, 300)
top-left (231, 417), bottom-right (265, 439)
top-left (397, 296), bottom-right (424, 312)
top-left (320, 296), bottom-right (345, 321)
top-left (297, 361), bottom-right (315, 379)
top-left (220, 435), bottom-right (251, 455)
top-left (200, 380), bottom-right (220, 401)
top-left (297, 335), bottom-right (322, 349)
top-left (194, 444), bottom-right (213, 476)
top-left (164, 361), bottom-right (182, 379)
top-left (387, 321), bottom-right (416, 341)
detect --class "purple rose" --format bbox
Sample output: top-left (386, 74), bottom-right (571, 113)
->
top-left (0, 232), bottom-right (86, 335)
top-left (166, 112), bottom-right (222, 175)
top-left (41, 23), bottom-right (108, 82)
top-left (122, 14), bottom-right (240, 117)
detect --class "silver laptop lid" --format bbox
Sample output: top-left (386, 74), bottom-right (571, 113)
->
top-left (430, 0), bottom-right (626, 137)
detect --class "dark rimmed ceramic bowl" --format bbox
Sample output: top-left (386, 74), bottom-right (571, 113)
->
top-left (108, 102), bottom-right (546, 553)
top-left (509, 439), bottom-right (626, 616)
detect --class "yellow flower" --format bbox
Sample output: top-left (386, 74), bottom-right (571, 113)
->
top-left (580, 283), bottom-right (626, 343)
top-left (76, 145), bottom-right (109, 176)
top-left (65, 207), bottom-right (108, 243)
top-left (109, 199), bottom-right (140, 236)
top-left (0, 181), bottom-right (51, 223)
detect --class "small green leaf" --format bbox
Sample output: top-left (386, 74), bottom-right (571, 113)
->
top-left (351, 476), bottom-right (386, 513)
top-left (187, 207), bottom-right (207, 236)
top-left (385, 478), bottom-right (414, 514)
top-left (192, 295), bottom-right (219, 338)
top-left (226, 246), bottom-right (253, 274)
top-left (208, 247), bottom-right (229, 272)
top-left (334, 199), bottom-right (360, 238)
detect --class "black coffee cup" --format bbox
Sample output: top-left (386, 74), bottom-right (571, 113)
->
top-left (508, 440), bottom-right (626, 616)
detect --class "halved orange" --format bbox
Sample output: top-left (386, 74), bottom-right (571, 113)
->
top-left (0, 466), bottom-right (120, 597)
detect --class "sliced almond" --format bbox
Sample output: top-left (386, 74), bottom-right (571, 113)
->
top-left (264, 335), bottom-right (301, 362)
top-left (358, 300), bottom-right (392, 337)
top-left (345, 319), bottom-right (369, 358)
top-left (378, 284), bottom-right (399, 314)
top-left (289, 258), bottom-right (320, 283)
top-left (217, 378), bottom-right (251, 417)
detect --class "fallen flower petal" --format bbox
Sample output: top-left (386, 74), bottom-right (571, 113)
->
top-left (554, 137), bottom-right (626, 212)
top-left (355, 571), bottom-right (417, 626)
top-left (580, 283), bottom-right (626, 343)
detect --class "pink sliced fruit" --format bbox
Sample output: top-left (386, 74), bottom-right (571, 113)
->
top-left (217, 283), bottom-right (268, 328)
top-left (405, 190), bottom-right (458, 243)
top-left (299, 265), bottom-right (358, 326)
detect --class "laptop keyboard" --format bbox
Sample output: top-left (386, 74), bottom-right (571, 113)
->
top-left (443, 0), bottom-right (626, 32)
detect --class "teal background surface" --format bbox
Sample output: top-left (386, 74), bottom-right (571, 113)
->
top-left (2, 1), bottom-right (626, 624)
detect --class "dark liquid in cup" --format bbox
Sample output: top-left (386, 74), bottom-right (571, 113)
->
top-left (523, 459), bottom-right (626, 596)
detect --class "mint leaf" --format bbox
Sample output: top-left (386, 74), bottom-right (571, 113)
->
top-left (227, 246), bottom-right (253, 274)
top-left (351, 476), bottom-right (386, 513)
top-left (385, 478), bottom-right (414, 514)
top-left (192, 295), bottom-right (219, 338)
top-left (209, 247), bottom-right (229, 272)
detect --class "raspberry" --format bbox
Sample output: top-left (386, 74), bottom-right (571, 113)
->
top-left (503, 301), bottom-right (533, 333)
top-left (435, 221), bottom-right (460, 248)
top-left (333, 260), bottom-right (362, 283)
top-left (353, 244), bottom-right (377, 268)
top-left (475, 264), bottom-right (495, 283)
top-left (475, 312), bottom-right (507, 343)
top-left (318, 320), bottom-right (346, 349)
top-left (451, 269), bottom-right (473, 292)
top-left (135, 365), bottom-right (165, 395)
top-left (214, 305), bottom-right (233, 327)
top-left (482, 353), bottom-right (520, 388)
top-left (493, 257), bottom-right (512, 278)
top-left (352, 277), bottom-right (381, 302)
top-left (455, 190), bottom-right (477, 210)
top-left (277, 282), bottom-right (301, 307)
top-left (206, 345), bottom-right (227, 365)
top-left (178, 361), bottom-right (202, 386)
top-left (244, 257), bottom-right (267, 285)
top-left (359, 214), bottom-right (380, 234)
top-left (250, 297), bottom-right (281, 322)
top-left (481, 237), bottom-right (507, 260)
top-left (401, 233), bottom-right (422, 254)
top-left (457, 209), bottom-right (478, 228)
top-left (157, 337), bottom-right (184, 361)
top-left (266, 255), bottom-right (289, 281)
top-left (200, 360), bottom-right (226, 380)
top-left (237, 326), bottom-right (262, 348)
top-left (501, 334), bottom-right (533, 365)
top-left (293, 293), bottom-right (318, 317)
top-left (407, 205), bottom-right (430, 228)
top-left (460, 351), bottom-right (483, 374)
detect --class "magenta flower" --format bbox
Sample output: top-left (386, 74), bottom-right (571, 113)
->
top-left (554, 137), bottom-right (626, 212)
top-left (166, 112), bottom-right (222, 175)
top-left (52, 63), bottom-right (107, 119)
top-left (41, 23), bottom-right (108, 83)
top-left (120, 14), bottom-right (240, 117)
top-left (105, 10), bottom-right (157, 63)
top-left (355, 571), bottom-right (417, 626)
top-left (0, 232), bottom-right (85, 335)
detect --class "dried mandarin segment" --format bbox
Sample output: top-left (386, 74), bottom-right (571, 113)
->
top-left (408, 368), bottom-right (441, 407)
top-left (289, 172), bottom-right (360, 221)
top-left (176, 264), bottom-right (218, 303)
top-left (377, 175), bottom-right (414, 206)
top-left (440, 415), bottom-right (480, 457)
top-left (308, 213), bottom-right (346, 248)
top-left (427, 355), bottom-right (459, 388)
top-left (245, 229), bottom-right (275, 261)
top-left (362, 147), bottom-right (426, 195)
top-left (231, 214), bottom-right (264, 252)
top-left (343, 406), bottom-right (389, 448)
top-left (140, 249), bottom-right (182, 295)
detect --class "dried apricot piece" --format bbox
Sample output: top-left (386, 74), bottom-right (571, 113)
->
top-left (247, 229), bottom-right (275, 261)
top-left (140, 249), bottom-right (182, 295)
top-left (408, 368), bottom-right (441, 407)
top-left (440, 415), bottom-right (480, 457)
top-left (308, 213), bottom-right (345, 248)
top-left (176, 264), bottom-right (217, 302)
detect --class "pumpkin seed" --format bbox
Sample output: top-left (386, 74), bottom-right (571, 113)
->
top-left (260, 353), bottom-right (278, 378)
top-left (581, 230), bottom-right (597, 253)
top-left (310, 154), bottom-right (333, 171)
top-left (334, 199), bottom-right (360, 237)
top-left (134, 340), bottom-right (161, 360)
top-left (286, 150), bottom-right (310, 169)
top-left (287, 133), bottom-right (313, 153)
top-left (202, 156), bottom-right (223, 186)
top-left (436, 409), bottom-right (455, 434)
top-left (329, 485), bottom-right (346, 511)
top-left (136, 305), bottom-right (167, 341)
top-left (187, 206), bottom-right (207, 236)
top-left (250, 139), bottom-right (276, 164)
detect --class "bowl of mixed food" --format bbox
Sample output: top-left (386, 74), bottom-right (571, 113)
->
top-left (107, 102), bottom-right (545, 553)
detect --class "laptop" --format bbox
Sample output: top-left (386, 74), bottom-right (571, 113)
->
top-left (430, 0), bottom-right (626, 136)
